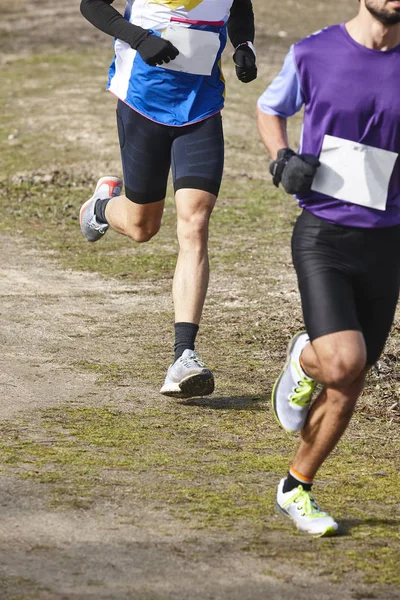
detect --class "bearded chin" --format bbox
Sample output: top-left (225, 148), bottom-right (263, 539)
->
top-left (367, 5), bottom-right (400, 26)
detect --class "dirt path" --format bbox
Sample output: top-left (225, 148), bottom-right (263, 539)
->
top-left (0, 235), bottom-right (398, 600)
top-left (0, 234), bottom-right (139, 419)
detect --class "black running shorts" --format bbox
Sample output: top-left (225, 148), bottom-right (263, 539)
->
top-left (292, 210), bottom-right (400, 365)
top-left (116, 100), bottom-right (224, 204)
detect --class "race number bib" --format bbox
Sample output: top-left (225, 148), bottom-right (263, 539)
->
top-left (311, 135), bottom-right (398, 211)
top-left (160, 24), bottom-right (220, 76)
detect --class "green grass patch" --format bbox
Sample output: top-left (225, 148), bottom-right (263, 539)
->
top-left (0, 51), bottom-right (115, 177)
top-left (0, 172), bottom-right (294, 283)
top-left (0, 406), bottom-right (399, 584)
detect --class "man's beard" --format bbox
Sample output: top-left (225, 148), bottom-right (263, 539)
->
top-left (366, 2), bottom-right (400, 26)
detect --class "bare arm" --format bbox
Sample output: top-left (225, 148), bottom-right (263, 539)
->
top-left (256, 46), bottom-right (304, 158)
top-left (256, 48), bottom-right (319, 193)
top-left (257, 106), bottom-right (320, 194)
top-left (256, 108), bottom-right (289, 160)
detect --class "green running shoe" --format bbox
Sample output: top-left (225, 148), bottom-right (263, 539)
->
top-left (276, 479), bottom-right (338, 537)
top-left (271, 331), bottom-right (317, 431)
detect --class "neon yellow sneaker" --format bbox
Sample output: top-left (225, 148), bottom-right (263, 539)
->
top-left (276, 479), bottom-right (338, 536)
top-left (271, 331), bottom-right (316, 431)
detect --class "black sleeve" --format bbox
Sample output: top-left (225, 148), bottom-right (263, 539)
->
top-left (80, 0), bottom-right (149, 49)
top-left (227, 0), bottom-right (255, 49)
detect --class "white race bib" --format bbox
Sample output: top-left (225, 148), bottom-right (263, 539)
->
top-left (311, 135), bottom-right (398, 211)
top-left (160, 24), bottom-right (220, 76)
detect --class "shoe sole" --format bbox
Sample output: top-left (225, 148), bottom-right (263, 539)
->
top-left (271, 330), bottom-right (307, 432)
top-left (276, 502), bottom-right (338, 537)
top-left (79, 197), bottom-right (94, 227)
top-left (79, 196), bottom-right (106, 242)
top-left (160, 371), bottom-right (214, 399)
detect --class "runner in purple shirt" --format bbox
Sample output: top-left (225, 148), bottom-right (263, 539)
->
top-left (257, 0), bottom-right (400, 536)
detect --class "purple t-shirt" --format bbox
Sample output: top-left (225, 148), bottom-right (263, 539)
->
top-left (258, 24), bottom-right (400, 228)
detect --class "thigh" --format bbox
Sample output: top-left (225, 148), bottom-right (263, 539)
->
top-left (171, 113), bottom-right (224, 198)
top-left (297, 268), bottom-right (361, 342)
top-left (357, 294), bottom-right (399, 365)
top-left (116, 100), bottom-right (171, 204)
top-left (355, 229), bottom-right (400, 365)
top-left (292, 211), bottom-right (362, 341)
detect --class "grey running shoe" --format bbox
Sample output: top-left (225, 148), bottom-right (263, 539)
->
top-left (80, 176), bottom-right (122, 242)
top-left (160, 349), bottom-right (214, 398)
top-left (276, 478), bottom-right (338, 537)
top-left (271, 331), bottom-right (316, 432)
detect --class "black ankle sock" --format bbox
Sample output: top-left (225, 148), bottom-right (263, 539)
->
top-left (95, 198), bottom-right (111, 225)
top-left (174, 322), bottom-right (199, 362)
top-left (283, 471), bottom-right (313, 493)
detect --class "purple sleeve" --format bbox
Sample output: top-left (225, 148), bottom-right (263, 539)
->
top-left (257, 46), bottom-right (304, 117)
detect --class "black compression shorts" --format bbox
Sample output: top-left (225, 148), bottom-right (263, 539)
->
top-left (116, 100), bottom-right (224, 204)
top-left (292, 210), bottom-right (400, 365)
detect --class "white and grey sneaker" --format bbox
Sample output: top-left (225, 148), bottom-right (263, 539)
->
top-left (80, 176), bottom-right (123, 242)
top-left (276, 478), bottom-right (338, 537)
top-left (271, 331), bottom-right (317, 432)
top-left (160, 349), bottom-right (214, 398)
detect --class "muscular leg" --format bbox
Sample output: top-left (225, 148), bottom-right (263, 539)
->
top-left (102, 100), bottom-right (171, 243)
top-left (159, 187), bottom-right (216, 398)
top-left (105, 186), bottom-right (216, 325)
top-left (292, 330), bottom-right (367, 479)
top-left (292, 372), bottom-right (366, 478)
top-left (274, 330), bottom-right (367, 535)
top-left (275, 213), bottom-right (400, 534)
top-left (105, 195), bottom-right (165, 243)
top-left (173, 189), bottom-right (216, 324)
top-left (301, 330), bottom-right (366, 387)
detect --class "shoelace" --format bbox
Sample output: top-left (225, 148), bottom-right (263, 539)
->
top-left (289, 361), bottom-right (316, 407)
top-left (180, 353), bottom-right (204, 369)
top-left (282, 486), bottom-right (326, 519)
top-left (289, 378), bottom-right (316, 407)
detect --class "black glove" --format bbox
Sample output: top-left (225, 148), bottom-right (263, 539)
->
top-left (269, 148), bottom-right (320, 195)
top-left (136, 33), bottom-right (179, 66)
top-left (233, 43), bottom-right (257, 83)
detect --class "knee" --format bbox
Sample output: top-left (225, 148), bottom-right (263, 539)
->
top-left (177, 215), bottom-right (209, 247)
top-left (125, 222), bottom-right (160, 243)
top-left (320, 352), bottom-right (366, 388)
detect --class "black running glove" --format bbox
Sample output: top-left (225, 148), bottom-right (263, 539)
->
top-left (270, 148), bottom-right (320, 195)
top-left (80, 0), bottom-right (179, 66)
top-left (233, 43), bottom-right (257, 83)
top-left (136, 34), bottom-right (179, 66)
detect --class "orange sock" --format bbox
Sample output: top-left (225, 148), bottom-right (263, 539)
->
top-left (283, 466), bottom-right (314, 493)
top-left (299, 352), bottom-right (312, 379)
top-left (290, 466), bottom-right (313, 484)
